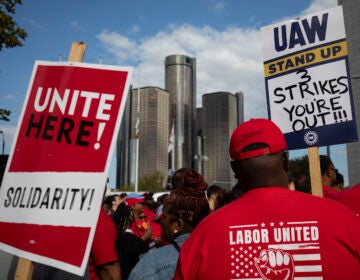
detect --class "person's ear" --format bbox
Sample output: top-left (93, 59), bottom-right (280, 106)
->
top-left (174, 218), bottom-right (184, 234)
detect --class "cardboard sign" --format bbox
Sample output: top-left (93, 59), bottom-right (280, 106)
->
top-left (0, 61), bottom-right (132, 275)
top-left (261, 6), bottom-right (358, 149)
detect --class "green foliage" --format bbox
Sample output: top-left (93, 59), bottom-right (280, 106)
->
top-left (289, 155), bottom-right (309, 177)
top-left (120, 185), bottom-right (134, 192)
top-left (0, 109), bottom-right (11, 121)
top-left (118, 171), bottom-right (166, 192)
top-left (0, 0), bottom-right (27, 51)
top-left (138, 170), bottom-right (166, 192)
top-left (289, 155), bottom-right (311, 193)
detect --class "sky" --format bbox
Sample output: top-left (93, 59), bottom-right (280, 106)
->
top-left (1, 0), bottom-right (348, 188)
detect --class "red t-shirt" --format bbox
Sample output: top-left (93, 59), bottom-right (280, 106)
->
top-left (331, 184), bottom-right (360, 216)
top-left (89, 208), bottom-right (118, 280)
top-left (322, 185), bottom-right (337, 198)
top-left (174, 187), bottom-right (360, 280)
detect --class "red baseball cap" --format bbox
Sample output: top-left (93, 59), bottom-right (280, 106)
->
top-left (229, 118), bottom-right (287, 161)
top-left (126, 197), bottom-right (145, 207)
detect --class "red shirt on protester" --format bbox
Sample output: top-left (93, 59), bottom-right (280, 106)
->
top-left (174, 187), bottom-right (360, 280)
top-left (322, 185), bottom-right (337, 198)
top-left (331, 184), bottom-right (360, 216)
top-left (89, 208), bottom-right (119, 279)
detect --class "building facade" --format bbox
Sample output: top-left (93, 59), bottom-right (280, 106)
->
top-left (340, 0), bottom-right (360, 186)
top-left (201, 92), bottom-right (244, 190)
top-left (116, 87), bottom-right (169, 188)
top-left (116, 86), bottom-right (132, 188)
top-left (165, 54), bottom-right (197, 170)
top-left (131, 87), bottom-right (170, 182)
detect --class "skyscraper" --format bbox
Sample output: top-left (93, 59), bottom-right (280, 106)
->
top-left (340, 0), bottom-right (360, 186)
top-left (116, 87), bottom-right (169, 188)
top-left (165, 54), bottom-right (196, 170)
top-left (202, 92), bottom-right (244, 190)
top-left (116, 86), bottom-right (132, 188)
top-left (130, 87), bottom-right (170, 183)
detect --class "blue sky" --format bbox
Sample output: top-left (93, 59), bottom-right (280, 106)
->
top-left (1, 0), bottom-right (347, 188)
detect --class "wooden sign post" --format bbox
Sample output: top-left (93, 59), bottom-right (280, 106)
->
top-left (308, 147), bottom-right (323, 198)
top-left (13, 41), bottom-right (87, 280)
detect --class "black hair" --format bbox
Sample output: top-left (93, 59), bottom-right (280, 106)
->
top-left (319, 155), bottom-right (334, 176)
top-left (113, 202), bottom-right (133, 234)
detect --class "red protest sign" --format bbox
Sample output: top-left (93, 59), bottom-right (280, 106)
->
top-left (0, 61), bottom-right (132, 275)
top-left (10, 63), bottom-right (128, 172)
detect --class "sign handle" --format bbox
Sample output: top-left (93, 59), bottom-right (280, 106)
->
top-left (68, 42), bottom-right (86, 62)
top-left (14, 258), bottom-right (34, 280)
top-left (13, 41), bottom-right (87, 280)
top-left (308, 146), bottom-right (323, 197)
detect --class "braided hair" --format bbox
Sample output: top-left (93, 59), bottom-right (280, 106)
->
top-left (164, 169), bottom-right (210, 231)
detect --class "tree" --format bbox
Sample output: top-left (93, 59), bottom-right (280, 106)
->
top-left (289, 155), bottom-right (311, 193)
top-left (0, 109), bottom-right (11, 121)
top-left (138, 171), bottom-right (166, 193)
top-left (120, 171), bottom-right (166, 193)
top-left (0, 0), bottom-right (27, 51)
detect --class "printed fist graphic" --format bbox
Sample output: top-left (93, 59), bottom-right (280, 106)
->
top-left (254, 249), bottom-right (294, 280)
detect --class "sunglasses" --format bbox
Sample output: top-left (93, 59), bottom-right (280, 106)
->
top-left (139, 215), bottom-right (147, 219)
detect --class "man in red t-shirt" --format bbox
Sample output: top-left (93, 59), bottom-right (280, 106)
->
top-left (174, 118), bottom-right (360, 280)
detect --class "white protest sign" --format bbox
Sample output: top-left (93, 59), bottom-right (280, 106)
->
top-left (261, 6), bottom-right (357, 149)
top-left (0, 61), bottom-right (133, 275)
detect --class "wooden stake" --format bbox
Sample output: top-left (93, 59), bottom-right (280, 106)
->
top-left (68, 41), bottom-right (87, 62)
top-left (13, 41), bottom-right (87, 280)
top-left (14, 258), bottom-right (34, 280)
top-left (308, 146), bottom-right (323, 197)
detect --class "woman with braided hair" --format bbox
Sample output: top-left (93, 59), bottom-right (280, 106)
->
top-left (128, 168), bottom-right (210, 280)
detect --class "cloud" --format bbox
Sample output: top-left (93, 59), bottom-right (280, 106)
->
top-left (70, 21), bottom-right (87, 32)
top-left (98, 24), bottom-right (265, 118)
top-left (301, 0), bottom-right (337, 16)
top-left (23, 18), bottom-right (45, 30)
top-left (97, 30), bottom-right (139, 63)
top-left (96, 0), bottom-right (338, 121)
top-left (210, 1), bottom-right (227, 13)
top-left (0, 94), bottom-right (15, 100)
top-left (129, 25), bottom-right (140, 34)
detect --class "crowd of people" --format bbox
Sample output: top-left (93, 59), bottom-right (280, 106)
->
top-left (8, 118), bottom-right (360, 279)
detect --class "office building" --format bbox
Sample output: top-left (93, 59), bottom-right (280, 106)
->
top-left (201, 92), bottom-right (244, 190)
top-left (165, 54), bottom-right (197, 170)
top-left (116, 87), bottom-right (169, 188)
top-left (116, 86), bottom-right (132, 188)
top-left (130, 87), bottom-right (170, 183)
top-left (341, 0), bottom-right (360, 186)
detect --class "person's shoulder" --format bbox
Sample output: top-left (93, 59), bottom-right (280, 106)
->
top-left (330, 184), bottom-right (360, 215)
top-left (334, 184), bottom-right (360, 198)
top-left (130, 245), bottom-right (177, 276)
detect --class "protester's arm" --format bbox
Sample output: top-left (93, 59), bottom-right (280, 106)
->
top-left (97, 261), bottom-right (121, 280)
top-left (91, 209), bottom-right (121, 280)
top-left (140, 228), bottom-right (153, 241)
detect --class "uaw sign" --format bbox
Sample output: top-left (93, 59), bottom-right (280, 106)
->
top-left (261, 6), bottom-right (358, 149)
top-left (0, 61), bottom-right (132, 275)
